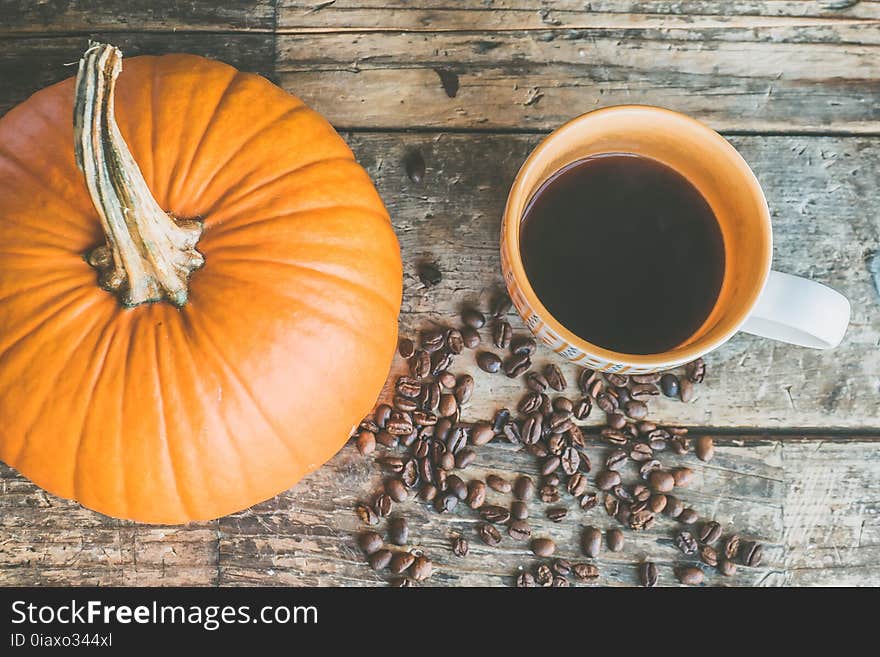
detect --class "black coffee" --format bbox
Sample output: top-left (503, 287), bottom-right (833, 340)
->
top-left (519, 153), bottom-right (724, 354)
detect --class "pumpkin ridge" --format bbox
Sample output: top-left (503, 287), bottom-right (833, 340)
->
top-left (166, 67), bottom-right (239, 206)
top-left (186, 307), bottom-right (305, 472)
top-left (191, 104), bottom-right (309, 206)
top-left (203, 155), bottom-right (357, 223)
top-left (0, 271), bottom-right (89, 307)
top-left (71, 317), bottom-right (119, 503)
top-left (151, 319), bottom-right (192, 520)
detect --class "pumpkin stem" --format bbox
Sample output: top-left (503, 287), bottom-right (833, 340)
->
top-left (74, 42), bottom-right (204, 308)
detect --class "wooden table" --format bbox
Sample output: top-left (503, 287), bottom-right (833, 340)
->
top-left (1, 1), bottom-right (878, 587)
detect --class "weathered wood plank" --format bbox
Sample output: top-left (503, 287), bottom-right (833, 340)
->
top-left (343, 132), bottom-right (880, 428)
top-left (0, 1), bottom-right (275, 34)
top-left (0, 34), bottom-right (276, 117)
top-left (277, 28), bottom-right (880, 132)
top-left (280, 0), bottom-right (880, 31)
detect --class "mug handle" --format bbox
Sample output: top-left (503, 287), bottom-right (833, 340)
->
top-left (740, 270), bottom-right (850, 349)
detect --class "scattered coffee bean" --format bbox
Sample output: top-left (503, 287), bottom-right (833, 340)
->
top-left (546, 507), bottom-right (568, 522)
top-left (573, 397), bottom-right (592, 420)
top-left (679, 508), bottom-right (699, 525)
top-left (607, 528), bottom-right (624, 552)
top-left (597, 470), bottom-right (622, 491)
top-left (699, 521), bottom-right (723, 545)
top-left (582, 526), bottom-right (602, 558)
top-left (510, 500), bottom-right (529, 521)
top-left (389, 551), bottom-right (415, 574)
top-left (664, 495), bottom-right (684, 519)
top-left (452, 536), bottom-right (469, 557)
top-left (374, 493), bottom-right (393, 517)
top-left (718, 558), bottom-right (737, 577)
top-left (389, 517), bottom-right (409, 545)
top-left (508, 519), bottom-right (531, 541)
top-left (438, 393), bottom-right (457, 418)
top-left (503, 352), bottom-right (532, 377)
top-left (447, 474), bottom-right (467, 499)
top-left (480, 505), bottom-right (511, 524)
top-left (410, 555), bottom-right (433, 581)
top-left (514, 475), bottom-right (535, 500)
top-left (596, 392), bottom-right (617, 414)
top-left (386, 478), bottom-right (409, 503)
top-left (491, 292), bottom-right (512, 318)
top-left (398, 337), bottom-right (415, 359)
top-left (648, 470), bottom-right (675, 493)
top-left (686, 358), bottom-right (706, 383)
top-left (445, 328), bottom-right (464, 354)
top-left (358, 531), bottom-right (383, 555)
top-left (573, 563), bottom-right (599, 581)
top-left (516, 572), bottom-right (536, 587)
top-left (410, 350), bottom-right (431, 379)
top-left (552, 576), bottom-right (570, 587)
top-left (639, 561), bottom-right (658, 587)
top-left (493, 320), bottom-right (513, 349)
top-left (603, 494), bottom-right (620, 517)
top-left (544, 364), bottom-right (566, 391)
top-left (742, 541), bottom-right (764, 567)
top-left (356, 430), bottom-right (376, 456)
top-left (368, 549), bottom-right (392, 570)
top-left (531, 537), bottom-right (556, 557)
top-left (679, 378), bottom-right (695, 402)
top-left (435, 493), bottom-right (458, 513)
top-left (696, 436), bottom-right (715, 462)
top-left (510, 336), bottom-right (538, 356)
top-left (639, 459), bottom-right (662, 480)
top-left (606, 412), bottom-right (626, 430)
top-left (606, 449), bottom-right (628, 471)
top-left (466, 480), bottom-right (487, 509)
top-left (648, 493), bottom-right (667, 514)
top-left (438, 371), bottom-right (457, 389)
top-left (624, 400), bottom-right (648, 420)
top-left (539, 484), bottom-right (560, 503)
top-left (567, 472), bottom-right (588, 497)
top-left (462, 308), bottom-right (486, 329)
top-left (461, 326), bottom-right (481, 349)
top-left (525, 372), bottom-right (549, 393)
top-left (699, 545), bottom-right (719, 567)
top-left (723, 534), bottom-right (742, 560)
top-left (487, 474), bottom-right (511, 493)
top-left (454, 374), bottom-right (474, 405)
top-left (477, 351), bottom-right (502, 373)
top-left (673, 467), bottom-right (694, 488)
top-left (675, 566), bottom-right (704, 586)
top-left (454, 447), bottom-right (476, 470)
top-left (478, 523), bottom-right (502, 547)
top-left (675, 531), bottom-right (699, 556)
top-left (659, 373), bottom-right (680, 398)
top-left (356, 503), bottom-right (379, 526)
top-left (467, 422), bottom-right (492, 446)
top-left (419, 484), bottom-right (437, 502)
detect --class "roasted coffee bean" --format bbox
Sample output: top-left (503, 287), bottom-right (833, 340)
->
top-left (606, 372), bottom-right (628, 387)
top-left (510, 500), bottom-right (529, 521)
top-left (386, 412), bottom-right (413, 436)
top-left (508, 519), bottom-right (531, 541)
top-left (478, 523), bottom-right (502, 547)
top-left (510, 336), bottom-right (538, 356)
top-left (543, 364), bottom-right (566, 391)
top-left (501, 421), bottom-right (522, 444)
top-left (419, 484), bottom-right (437, 502)
top-left (410, 350), bottom-right (431, 379)
top-left (636, 421), bottom-right (656, 435)
top-left (580, 492), bottom-right (598, 510)
top-left (454, 447), bottom-right (476, 470)
top-left (518, 392), bottom-right (542, 415)
top-left (696, 436), bottom-right (715, 462)
top-left (504, 353), bottom-right (532, 377)
top-left (603, 494), bottom-right (620, 517)
top-left (550, 575), bottom-right (569, 588)
top-left (679, 378), bottom-right (695, 402)
top-left (624, 400), bottom-right (648, 420)
top-left (435, 491), bottom-right (458, 513)
top-left (398, 338), bottom-right (415, 359)
top-left (480, 505), bottom-right (511, 524)
top-left (521, 413), bottom-right (543, 445)
top-left (466, 480), bottom-right (487, 509)
top-left (486, 474), bottom-right (511, 494)
top-left (410, 555), bottom-right (433, 581)
top-left (587, 379), bottom-right (604, 399)
top-left (629, 372), bottom-right (660, 384)
top-left (436, 371), bottom-right (455, 390)
top-left (632, 484), bottom-right (651, 502)
top-left (543, 473), bottom-right (561, 488)
top-left (523, 373), bottom-right (548, 395)
top-left (540, 394), bottom-right (554, 416)
top-left (431, 350), bottom-right (453, 376)
top-left (489, 292), bottom-right (512, 318)
top-left (462, 307), bottom-right (486, 329)
top-left (412, 410), bottom-right (437, 427)
top-left (569, 425), bottom-right (587, 450)
top-left (605, 412), bottom-right (626, 430)
top-left (551, 559), bottom-right (572, 577)
top-left (607, 528), bottom-right (624, 552)
top-left (493, 320), bottom-right (513, 349)
top-left (546, 507), bottom-right (567, 523)
top-left (612, 387), bottom-right (632, 409)
top-left (531, 564), bottom-right (551, 587)
top-left (513, 475), bottom-right (535, 500)
top-left (659, 373), bottom-right (680, 398)
top-left (675, 531), bottom-right (699, 556)
top-left (718, 559), bottom-right (737, 577)
top-left (356, 430), bottom-right (376, 456)
top-left (368, 549), bottom-right (392, 571)
top-left (461, 326), bottom-right (481, 349)
top-left (615, 505), bottom-right (632, 527)
top-left (394, 395), bottom-right (418, 412)
top-left (639, 561), bottom-right (658, 587)
top-left (742, 541), bottom-right (764, 567)
top-left (686, 357), bottom-right (706, 383)
top-left (639, 459), bottom-right (662, 480)
top-left (578, 368), bottom-right (598, 393)
top-left (723, 534), bottom-right (742, 560)
top-left (447, 474), bottom-right (467, 500)
top-left (470, 422), bottom-right (495, 446)
top-left (596, 392), bottom-right (618, 414)
top-left (374, 493), bottom-right (393, 517)
top-left (419, 382), bottom-right (441, 411)
top-left (554, 447), bottom-right (578, 476)
top-left (573, 563), bottom-right (599, 581)
top-left (582, 527), bottom-right (602, 558)
top-left (630, 509), bottom-right (655, 531)
top-left (516, 572), bottom-right (536, 587)
top-left (358, 531), bottom-right (383, 555)
top-left (596, 470), bottom-right (621, 491)
top-left (531, 537), bottom-right (556, 557)
top-left (476, 351), bottom-right (502, 374)
top-left (605, 449), bottom-right (628, 471)
top-left (670, 436), bottom-right (690, 455)
top-left (648, 493), bottom-right (667, 514)
top-left (699, 545), bottom-right (719, 567)
top-left (613, 485), bottom-right (634, 503)
top-left (374, 403), bottom-right (393, 429)
top-left (388, 517), bottom-right (409, 546)
top-left (437, 450), bottom-right (455, 472)
top-left (539, 484), bottom-right (560, 503)
top-left (492, 408), bottom-right (511, 433)
top-left (649, 470), bottom-right (675, 493)
top-left (629, 443), bottom-right (652, 463)
top-left (673, 467), bottom-right (694, 488)
top-left (452, 536), bottom-right (469, 557)
top-left (679, 508), bottom-right (699, 525)
top-left (600, 429), bottom-right (628, 446)
top-left (675, 566), bottom-right (704, 586)
top-left (438, 328), bottom-right (462, 355)
top-left (699, 521), bottom-right (723, 545)
top-left (421, 328), bottom-right (446, 353)
top-left (630, 383), bottom-right (660, 399)
top-left (572, 397), bottom-right (592, 420)
top-left (386, 478), bottom-right (409, 503)
top-left (664, 495), bottom-right (683, 518)
top-left (356, 503), bottom-right (379, 526)
top-left (454, 374), bottom-right (474, 405)
top-left (400, 459), bottom-right (419, 489)
top-left (567, 472), bottom-right (589, 497)
top-left (389, 551), bottom-right (415, 575)
top-left (647, 429), bottom-right (670, 452)
top-left (438, 393), bottom-right (457, 418)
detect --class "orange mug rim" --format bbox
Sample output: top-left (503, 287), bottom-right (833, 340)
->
top-left (501, 104), bottom-right (773, 369)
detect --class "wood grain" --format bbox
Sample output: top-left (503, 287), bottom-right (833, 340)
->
top-left (279, 0), bottom-right (880, 31)
top-left (342, 132), bottom-right (880, 429)
top-left (3, 435), bottom-right (877, 586)
top-left (0, 34), bottom-right (275, 117)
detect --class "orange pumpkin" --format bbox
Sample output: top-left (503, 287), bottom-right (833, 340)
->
top-left (0, 43), bottom-right (402, 523)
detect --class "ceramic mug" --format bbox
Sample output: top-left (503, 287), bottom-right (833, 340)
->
top-left (500, 105), bottom-right (851, 374)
